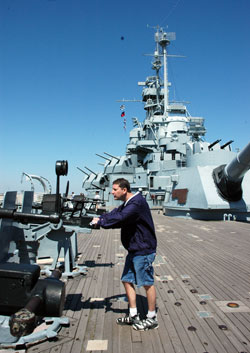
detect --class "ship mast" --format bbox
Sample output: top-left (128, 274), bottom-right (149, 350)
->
top-left (159, 32), bottom-right (169, 116)
top-left (155, 28), bottom-right (176, 116)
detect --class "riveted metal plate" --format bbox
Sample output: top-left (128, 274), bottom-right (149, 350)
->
top-left (197, 311), bottom-right (213, 318)
top-left (198, 294), bottom-right (213, 300)
top-left (154, 255), bottom-right (167, 265)
top-left (181, 274), bottom-right (190, 279)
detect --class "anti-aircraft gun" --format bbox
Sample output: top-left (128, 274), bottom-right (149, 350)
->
top-left (0, 160), bottom-right (100, 344)
top-left (0, 160), bottom-right (95, 275)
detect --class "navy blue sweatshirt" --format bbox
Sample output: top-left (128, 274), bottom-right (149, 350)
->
top-left (97, 193), bottom-right (157, 255)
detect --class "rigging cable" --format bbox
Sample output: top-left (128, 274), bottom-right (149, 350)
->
top-left (159, 0), bottom-right (183, 27)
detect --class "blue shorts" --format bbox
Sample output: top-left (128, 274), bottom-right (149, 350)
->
top-left (121, 253), bottom-right (156, 288)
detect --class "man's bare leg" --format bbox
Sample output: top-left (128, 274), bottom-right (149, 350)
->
top-left (144, 285), bottom-right (156, 312)
top-left (116, 282), bottom-right (139, 325)
top-left (123, 281), bottom-right (136, 308)
top-left (132, 284), bottom-right (158, 330)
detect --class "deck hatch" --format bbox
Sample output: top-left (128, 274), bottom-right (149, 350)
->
top-left (215, 301), bottom-right (250, 313)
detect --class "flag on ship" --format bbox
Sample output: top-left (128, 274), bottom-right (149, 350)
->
top-left (120, 104), bottom-right (126, 130)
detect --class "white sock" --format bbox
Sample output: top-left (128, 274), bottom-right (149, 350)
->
top-left (147, 310), bottom-right (156, 318)
top-left (129, 307), bottom-right (137, 317)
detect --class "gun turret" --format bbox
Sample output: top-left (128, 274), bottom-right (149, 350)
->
top-left (213, 142), bottom-right (250, 201)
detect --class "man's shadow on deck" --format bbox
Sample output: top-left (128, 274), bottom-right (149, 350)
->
top-left (81, 260), bottom-right (114, 268)
top-left (64, 293), bottom-right (148, 316)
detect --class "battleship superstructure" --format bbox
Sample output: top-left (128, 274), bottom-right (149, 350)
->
top-left (82, 28), bottom-right (250, 221)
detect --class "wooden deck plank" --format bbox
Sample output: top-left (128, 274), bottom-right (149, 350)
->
top-left (157, 271), bottom-right (234, 353)
top-left (154, 216), bottom-right (250, 351)
top-left (103, 230), bottom-right (121, 353)
top-left (25, 213), bottom-right (250, 353)
top-left (156, 217), bottom-right (250, 301)
top-left (154, 214), bottom-right (250, 352)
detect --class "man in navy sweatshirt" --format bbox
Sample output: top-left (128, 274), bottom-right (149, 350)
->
top-left (91, 178), bottom-right (158, 331)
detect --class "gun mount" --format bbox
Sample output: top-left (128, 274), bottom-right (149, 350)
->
top-left (0, 263), bottom-right (65, 337)
top-left (213, 142), bottom-right (250, 202)
top-left (0, 161), bottom-right (100, 276)
top-left (0, 160), bottom-right (105, 344)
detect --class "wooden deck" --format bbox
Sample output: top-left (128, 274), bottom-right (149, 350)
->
top-left (26, 212), bottom-right (250, 353)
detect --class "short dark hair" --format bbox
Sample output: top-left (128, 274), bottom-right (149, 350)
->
top-left (113, 178), bottom-right (131, 192)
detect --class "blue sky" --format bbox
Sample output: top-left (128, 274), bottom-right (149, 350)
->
top-left (1, 0), bottom-right (250, 194)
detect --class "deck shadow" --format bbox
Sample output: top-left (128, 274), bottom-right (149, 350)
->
top-left (80, 260), bottom-right (114, 268)
top-left (64, 293), bottom-right (148, 316)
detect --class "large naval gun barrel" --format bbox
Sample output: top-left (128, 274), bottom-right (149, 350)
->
top-left (213, 142), bottom-right (250, 201)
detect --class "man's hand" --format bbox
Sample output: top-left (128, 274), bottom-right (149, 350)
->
top-left (90, 217), bottom-right (100, 228)
top-left (92, 217), bottom-right (99, 224)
